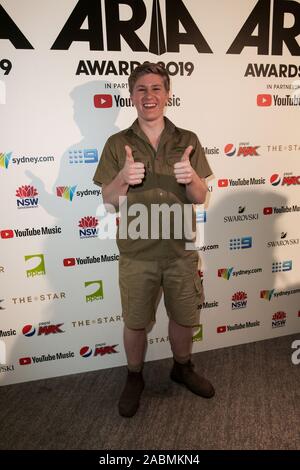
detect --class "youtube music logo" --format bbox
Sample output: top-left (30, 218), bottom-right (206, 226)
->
top-left (63, 258), bottom-right (76, 267)
top-left (19, 357), bottom-right (32, 365)
top-left (1, 229), bottom-right (14, 239)
top-left (94, 94), bottom-right (112, 108)
top-left (263, 207), bottom-right (273, 215)
top-left (217, 326), bottom-right (227, 333)
top-left (218, 179), bottom-right (228, 188)
top-left (257, 94), bottom-right (272, 107)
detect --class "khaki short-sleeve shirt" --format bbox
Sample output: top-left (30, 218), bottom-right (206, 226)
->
top-left (93, 117), bottom-right (212, 260)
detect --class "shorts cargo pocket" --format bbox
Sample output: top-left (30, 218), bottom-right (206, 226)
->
top-left (194, 275), bottom-right (204, 307)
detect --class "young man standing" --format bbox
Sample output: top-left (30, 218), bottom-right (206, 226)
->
top-left (93, 63), bottom-right (215, 418)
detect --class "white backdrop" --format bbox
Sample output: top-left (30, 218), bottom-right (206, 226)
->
top-left (0, 0), bottom-right (299, 385)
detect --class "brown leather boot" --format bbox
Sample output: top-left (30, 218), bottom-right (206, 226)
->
top-left (170, 360), bottom-right (215, 398)
top-left (118, 369), bottom-right (145, 417)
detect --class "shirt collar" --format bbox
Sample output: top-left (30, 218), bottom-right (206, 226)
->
top-left (126, 116), bottom-right (176, 141)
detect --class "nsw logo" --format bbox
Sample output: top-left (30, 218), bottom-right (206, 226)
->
top-left (85, 280), bottom-right (104, 302)
top-left (232, 291), bottom-right (247, 309)
top-left (69, 149), bottom-right (98, 164)
top-left (79, 216), bottom-right (99, 239)
top-left (16, 185), bottom-right (38, 209)
top-left (25, 254), bottom-right (46, 278)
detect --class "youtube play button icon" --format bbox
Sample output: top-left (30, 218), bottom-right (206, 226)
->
top-left (94, 94), bottom-right (113, 108)
top-left (257, 94), bottom-right (272, 107)
top-left (1, 229), bottom-right (14, 239)
top-left (63, 258), bottom-right (76, 267)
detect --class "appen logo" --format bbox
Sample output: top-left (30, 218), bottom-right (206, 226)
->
top-left (270, 173), bottom-right (300, 186)
top-left (272, 260), bottom-right (292, 273)
top-left (0, 152), bottom-right (12, 169)
top-left (192, 325), bottom-right (203, 342)
top-left (22, 322), bottom-right (64, 337)
top-left (232, 291), bottom-right (247, 310)
top-left (229, 236), bottom-right (252, 250)
top-left (224, 143), bottom-right (260, 157)
top-left (79, 216), bottom-right (99, 239)
top-left (16, 185), bottom-right (38, 209)
top-left (85, 280), bottom-right (103, 302)
top-left (25, 254), bottom-right (46, 278)
top-left (68, 149), bottom-right (98, 164)
top-left (56, 185), bottom-right (77, 201)
top-left (80, 344), bottom-right (118, 358)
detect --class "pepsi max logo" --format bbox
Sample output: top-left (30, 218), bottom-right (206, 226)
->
top-left (22, 324), bottom-right (36, 337)
top-left (80, 346), bottom-right (93, 358)
top-left (224, 144), bottom-right (236, 157)
top-left (270, 174), bottom-right (281, 186)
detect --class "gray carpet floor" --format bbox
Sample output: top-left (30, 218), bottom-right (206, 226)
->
top-left (0, 334), bottom-right (299, 450)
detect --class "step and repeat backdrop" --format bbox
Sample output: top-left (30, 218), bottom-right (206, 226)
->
top-left (0, 0), bottom-right (299, 385)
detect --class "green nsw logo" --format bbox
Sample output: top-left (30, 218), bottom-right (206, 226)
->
top-left (85, 280), bottom-right (103, 302)
top-left (25, 254), bottom-right (46, 278)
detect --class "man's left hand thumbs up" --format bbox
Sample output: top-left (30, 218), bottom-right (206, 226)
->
top-left (174, 145), bottom-right (194, 184)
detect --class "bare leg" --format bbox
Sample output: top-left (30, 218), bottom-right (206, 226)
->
top-left (118, 325), bottom-right (146, 417)
top-left (168, 318), bottom-right (192, 362)
top-left (123, 325), bottom-right (147, 370)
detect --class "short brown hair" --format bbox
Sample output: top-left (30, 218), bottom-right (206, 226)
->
top-left (128, 62), bottom-right (170, 95)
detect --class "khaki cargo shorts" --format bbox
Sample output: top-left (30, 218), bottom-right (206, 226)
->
top-left (119, 252), bottom-right (204, 329)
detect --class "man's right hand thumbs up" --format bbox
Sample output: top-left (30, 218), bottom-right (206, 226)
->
top-left (121, 145), bottom-right (145, 186)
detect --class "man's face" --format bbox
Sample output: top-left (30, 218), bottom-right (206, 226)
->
top-left (130, 73), bottom-right (169, 123)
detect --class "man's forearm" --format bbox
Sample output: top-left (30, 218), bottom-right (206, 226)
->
top-left (102, 171), bottom-right (129, 208)
top-left (185, 173), bottom-right (208, 204)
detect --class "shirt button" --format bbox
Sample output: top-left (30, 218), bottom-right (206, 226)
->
top-left (160, 192), bottom-right (163, 196)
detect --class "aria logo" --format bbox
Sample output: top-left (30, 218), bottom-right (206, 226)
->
top-left (79, 216), bottom-right (99, 239)
top-left (80, 344), bottom-right (118, 358)
top-left (56, 186), bottom-right (77, 201)
top-left (85, 280), bottom-right (103, 302)
top-left (25, 254), bottom-right (46, 278)
top-left (16, 185), bottom-right (38, 209)
top-left (0, 152), bottom-right (12, 169)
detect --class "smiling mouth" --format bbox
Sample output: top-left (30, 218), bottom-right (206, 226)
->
top-left (143, 103), bottom-right (157, 109)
